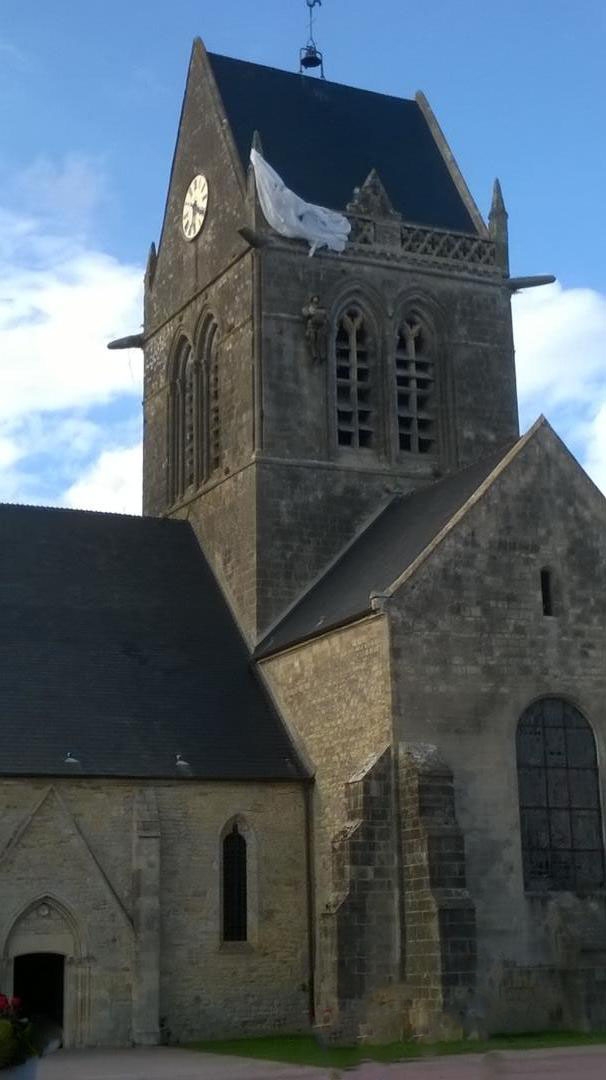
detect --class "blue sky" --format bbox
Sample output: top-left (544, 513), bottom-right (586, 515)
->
top-left (1, 1), bottom-right (605, 510)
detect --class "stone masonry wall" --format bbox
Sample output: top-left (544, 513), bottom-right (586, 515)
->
top-left (330, 748), bottom-right (402, 1041)
top-left (399, 744), bottom-right (476, 1038)
top-left (0, 778), bottom-right (309, 1045)
top-left (388, 422), bottom-right (606, 1032)
top-left (252, 244), bottom-right (519, 632)
top-left (261, 616), bottom-right (396, 1031)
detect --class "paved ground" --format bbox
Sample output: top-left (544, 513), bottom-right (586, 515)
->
top-left (36, 1047), bottom-right (321, 1079)
top-left (34, 1044), bottom-right (606, 1079)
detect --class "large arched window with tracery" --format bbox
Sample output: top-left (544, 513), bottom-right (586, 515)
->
top-left (334, 304), bottom-right (376, 450)
top-left (394, 315), bottom-right (436, 455)
top-left (517, 698), bottom-right (605, 892)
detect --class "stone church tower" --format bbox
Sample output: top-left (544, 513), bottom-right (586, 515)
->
top-left (143, 39), bottom-right (518, 642)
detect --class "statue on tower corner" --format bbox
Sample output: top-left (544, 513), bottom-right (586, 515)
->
top-left (302, 295), bottom-right (328, 364)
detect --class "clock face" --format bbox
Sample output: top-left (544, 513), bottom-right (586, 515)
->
top-left (182, 174), bottom-right (209, 240)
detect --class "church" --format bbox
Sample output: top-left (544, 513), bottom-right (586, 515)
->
top-left (2, 36), bottom-right (606, 1048)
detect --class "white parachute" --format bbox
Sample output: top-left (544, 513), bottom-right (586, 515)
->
top-left (250, 148), bottom-right (350, 256)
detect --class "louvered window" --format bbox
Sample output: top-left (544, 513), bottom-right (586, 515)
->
top-left (517, 698), bottom-right (605, 892)
top-left (395, 317), bottom-right (436, 454)
top-left (335, 306), bottom-right (374, 450)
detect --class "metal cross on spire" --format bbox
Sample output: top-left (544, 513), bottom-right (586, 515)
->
top-left (300, 0), bottom-right (325, 78)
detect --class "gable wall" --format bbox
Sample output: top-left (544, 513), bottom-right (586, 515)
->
top-left (0, 778), bottom-right (309, 1044)
top-left (388, 428), bottom-right (606, 1030)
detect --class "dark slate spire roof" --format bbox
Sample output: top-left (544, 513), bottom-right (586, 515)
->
top-left (208, 52), bottom-right (478, 234)
top-left (0, 504), bottom-right (305, 780)
top-left (258, 444), bottom-right (516, 656)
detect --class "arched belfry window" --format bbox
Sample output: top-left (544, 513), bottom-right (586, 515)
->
top-left (167, 319), bottom-right (221, 504)
top-left (334, 304), bottom-right (375, 450)
top-left (168, 337), bottom-right (200, 503)
top-left (223, 822), bottom-right (247, 941)
top-left (183, 347), bottom-right (196, 490)
top-left (205, 319), bottom-right (221, 475)
top-left (517, 698), bottom-right (605, 892)
top-left (394, 315), bottom-right (436, 455)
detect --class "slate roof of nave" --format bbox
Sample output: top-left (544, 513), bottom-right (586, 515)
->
top-left (0, 504), bottom-right (306, 780)
top-left (207, 52), bottom-right (478, 234)
top-left (257, 441), bottom-right (520, 656)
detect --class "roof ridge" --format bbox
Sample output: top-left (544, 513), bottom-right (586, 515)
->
top-left (208, 50), bottom-right (417, 105)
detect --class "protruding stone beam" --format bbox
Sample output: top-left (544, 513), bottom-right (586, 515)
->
top-left (107, 334), bottom-right (145, 350)
top-left (507, 274), bottom-right (556, 292)
top-left (237, 226), bottom-right (270, 248)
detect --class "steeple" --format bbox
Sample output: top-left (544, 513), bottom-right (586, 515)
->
top-left (141, 45), bottom-right (520, 642)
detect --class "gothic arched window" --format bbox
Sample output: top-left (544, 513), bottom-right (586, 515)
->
top-left (334, 305), bottom-right (375, 450)
top-left (394, 315), bottom-right (436, 455)
top-left (168, 337), bottom-right (200, 503)
top-left (205, 320), bottom-right (221, 475)
top-left (222, 823), bottom-right (247, 941)
top-left (517, 698), bottom-right (605, 892)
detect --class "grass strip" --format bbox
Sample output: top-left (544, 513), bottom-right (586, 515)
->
top-left (188, 1029), bottom-right (606, 1069)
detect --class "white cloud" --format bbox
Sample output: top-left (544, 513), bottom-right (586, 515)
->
top-left (9, 154), bottom-right (109, 234)
top-left (64, 444), bottom-right (143, 515)
top-left (0, 159), bottom-right (143, 511)
top-left (512, 282), bottom-right (606, 493)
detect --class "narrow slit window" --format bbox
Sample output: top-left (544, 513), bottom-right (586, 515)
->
top-left (335, 306), bottom-right (375, 450)
top-left (395, 317), bottom-right (436, 455)
top-left (541, 568), bottom-right (554, 616)
top-left (223, 823), bottom-right (247, 941)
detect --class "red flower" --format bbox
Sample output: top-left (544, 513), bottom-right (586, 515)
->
top-left (0, 993), bottom-right (9, 1011)
top-left (9, 997), bottom-right (21, 1011)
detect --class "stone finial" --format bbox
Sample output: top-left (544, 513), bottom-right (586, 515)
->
top-left (346, 169), bottom-right (400, 220)
top-left (489, 178), bottom-right (507, 225)
top-left (145, 241), bottom-right (157, 287)
top-left (488, 179), bottom-right (509, 273)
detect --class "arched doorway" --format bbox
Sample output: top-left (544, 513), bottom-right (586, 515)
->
top-left (13, 952), bottom-right (65, 1030)
top-left (2, 897), bottom-right (88, 1047)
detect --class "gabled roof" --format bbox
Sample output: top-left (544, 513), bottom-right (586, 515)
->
top-left (257, 441), bottom-right (520, 656)
top-left (0, 505), bottom-right (305, 780)
top-left (207, 51), bottom-right (478, 234)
